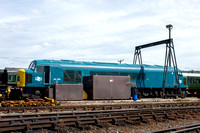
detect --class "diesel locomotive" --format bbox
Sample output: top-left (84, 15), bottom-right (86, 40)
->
top-left (16, 60), bottom-right (187, 99)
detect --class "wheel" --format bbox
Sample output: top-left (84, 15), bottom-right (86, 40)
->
top-left (181, 91), bottom-right (186, 98)
top-left (159, 91), bottom-right (164, 98)
top-left (153, 90), bottom-right (159, 98)
top-left (142, 91), bottom-right (149, 97)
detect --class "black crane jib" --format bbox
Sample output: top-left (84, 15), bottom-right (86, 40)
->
top-left (135, 39), bottom-right (172, 50)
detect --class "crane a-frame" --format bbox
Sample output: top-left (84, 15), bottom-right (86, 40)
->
top-left (133, 25), bottom-right (183, 98)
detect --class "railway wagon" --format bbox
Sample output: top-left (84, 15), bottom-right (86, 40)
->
top-left (17, 60), bottom-right (187, 99)
top-left (0, 68), bottom-right (22, 100)
top-left (182, 73), bottom-right (200, 97)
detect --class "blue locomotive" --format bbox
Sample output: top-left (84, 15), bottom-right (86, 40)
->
top-left (17, 60), bottom-right (187, 99)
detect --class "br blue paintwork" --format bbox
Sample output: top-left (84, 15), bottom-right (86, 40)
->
top-left (23, 60), bottom-right (186, 89)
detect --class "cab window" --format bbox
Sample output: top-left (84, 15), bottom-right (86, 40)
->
top-left (28, 61), bottom-right (36, 70)
top-left (36, 66), bottom-right (44, 73)
top-left (8, 75), bottom-right (17, 82)
top-left (26, 74), bottom-right (32, 83)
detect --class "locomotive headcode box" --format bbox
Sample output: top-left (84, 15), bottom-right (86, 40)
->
top-left (49, 84), bottom-right (83, 101)
top-left (83, 75), bottom-right (132, 100)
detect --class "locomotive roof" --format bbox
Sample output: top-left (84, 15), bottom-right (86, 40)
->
top-left (5, 67), bottom-right (22, 72)
top-left (32, 59), bottom-right (166, 69)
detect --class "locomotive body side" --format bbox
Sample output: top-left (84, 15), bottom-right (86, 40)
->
top-left (17, 60), bottom-right (187, 99)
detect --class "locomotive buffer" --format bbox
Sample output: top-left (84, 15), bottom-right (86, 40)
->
top-left (133, 24), bottom-right (182, 98)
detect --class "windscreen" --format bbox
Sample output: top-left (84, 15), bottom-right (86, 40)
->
top-left (28, 61), bottom-right (36, 70)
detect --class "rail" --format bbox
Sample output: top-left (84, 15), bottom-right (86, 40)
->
top-left (148, 123), bottom-right (200, 133)
top-left (0, 106), bottom-right (199, 132)
top-left (0, 101), bottom-right (200, 114)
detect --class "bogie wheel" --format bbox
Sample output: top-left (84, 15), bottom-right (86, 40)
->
top-left (181, 91), bottom-right (186, 98)
top-left (153, 90), bottom-right (159, 98)
top-left (159, 91), bottom-right (164, 98)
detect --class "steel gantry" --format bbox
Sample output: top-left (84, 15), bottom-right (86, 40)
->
top-left (133, 24), bottom-right (181, 98)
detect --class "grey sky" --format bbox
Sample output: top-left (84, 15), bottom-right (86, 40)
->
top-left (0, 0), bottom-right (200, 70)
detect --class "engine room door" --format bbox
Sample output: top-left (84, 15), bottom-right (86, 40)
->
top-left (44, 66), bottom-right (50, 84)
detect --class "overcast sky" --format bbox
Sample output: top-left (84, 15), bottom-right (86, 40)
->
top-left (0, 0), bottom-right (200, 70)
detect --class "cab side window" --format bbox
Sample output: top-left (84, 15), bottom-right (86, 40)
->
top-left (36, 66), bottom-right (44, 73)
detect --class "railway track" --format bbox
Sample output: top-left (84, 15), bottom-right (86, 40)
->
top-left (149, 123), bottom-right (200, 133)
top-left (0, 101), bottom-right (200, 114)
top-left (0, 106), bottom-right (199, 132)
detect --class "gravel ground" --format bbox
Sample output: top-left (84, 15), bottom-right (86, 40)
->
top-left (60, 97), bottom-right (200, 106)
top-left (55, 117), bottom-right (200, 133)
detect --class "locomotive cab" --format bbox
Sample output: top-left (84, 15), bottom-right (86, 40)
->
top-left (17, 61), bottom-right (50, 87)
top-left (17, 61), bottom-right (51, 98)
